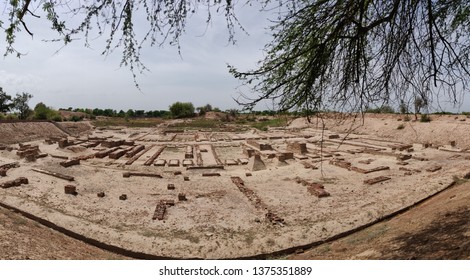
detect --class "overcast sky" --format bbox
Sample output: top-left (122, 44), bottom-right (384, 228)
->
top-left (1, 2), bottom-right (275, 112)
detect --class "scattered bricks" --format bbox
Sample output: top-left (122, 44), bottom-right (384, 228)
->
top-left (202, 172), bottom-right (221, 177)
top-left (245, 173), bottom-right (252, 177)
top-left (0, 177), bottom-right (28, 188)
top-left (389, 144), bottom-right (413, 151)
top-left (167, 184), bottom-right (175, 190)
top-left (36, 153), bottom-right (48, 159)
top-left (60, 158), bottom-right (80, 168)
top-left (126, 145), bottom-right (145, 158)
top-left (178, 193), bottom-right (187, 201)
top-left (64, 185), bottom-right (78, 195)
top-left (413, 156), bottom-right (429, 161)
top-left (364, 166), bottom-right (390, 174)
top-left (265, 211), bottom-right (284, 225)
top-left (154, 159), bottom-right (167, 167)
top-left (294, 154), bottom-right (309, 160)
top-left (50, 154), bottom-right (69, 160)
top-left (97, 192), bottom-right (105, 198)
top-left (407, 148), bottom-right (414, 153)
top-left (247, 140), bottom-right (273, 151)
top-left (162, 200), bottom-right (175, 207)
top-left (450, 141), bottom-right (456, 147)
top-left (286, 142), bottom-right (307, 154)
top-left (173, 171), bottom-right (182, 175)
top-left (397, 154), bottom-right (412, 161)
top-left (364, 176), bottom-right (391, 185)
top-left (396, 161), bottom-right (409, 166)
top-left (328, 134), bottom-right (340, 139)
top-left (168, 159), bottom-right (180, 167)
top-left (184, 176), bottom-right (190, 181)
top-left (122, 172), bottom-right (163, 178)
top-left (119, 194), bottom-right (127, 200)
top-left (182, 159), bottom-right (194, 167)
top-left (307, 183), bottom-right (330, 198)
top-left (152, 201), bottom-right (167, 220)
top-left (123, 141), bottom-right (135, 146)
top-left (108, 149), bottom-right (127, 159)
top-left (426, 165), bottom-right (442, 172)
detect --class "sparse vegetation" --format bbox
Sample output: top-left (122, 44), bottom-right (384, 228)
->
top-left (169, 102), bottom-right (195, 119)
top-left (397, 124), bottom-right (405, 130)
top-left (420, 114), bottom-right (431, 123)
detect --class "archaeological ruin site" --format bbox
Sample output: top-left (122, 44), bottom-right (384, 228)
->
top-left (1, 114), bottom-right (469, 259)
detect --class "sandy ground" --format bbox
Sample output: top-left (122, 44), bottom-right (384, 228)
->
top-left (0, 115), bottom-right (469, 259)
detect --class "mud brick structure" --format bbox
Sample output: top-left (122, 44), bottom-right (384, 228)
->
top-left (178, 193), bottom-right (187, 201)
top-left (101, 139), bottom-right (125, 148)
top-left (364, 176), bottom-right (391, 185)
top-left (389, 144), bottom-right (413, 151)
top-left (286, 142), bottom-right (307, 154)
top-left (60, 158), bottom-right (80, 168)
top-left (194, 145), bottom-right (203, 166)
top-left (0, 168), bottom-right (6, 176)
top-left (167, 184), bottom-right (175, 190)
top-left (225, 159), bottom-right (238, 166)
top-left (396, 154), bottom-right (412, 161)
top-left (209, 144), bottom-right (223, 165)
top-left (144, 146), bottom-right (166, 166)
top-left (152, 201), bottom-right (167, 220)
top-left (426, 165), bottom-right (442, 172)
top-left (246, 140), bottom-right (273, 151)
top-left (238, 158), bottom-right (249, 165)
top-left (182, 159), bottom-right (194, 167)
top-left (58, 138), bottom-right (73, 148)
top-left (247, 154), bottom-right (266, 171)
top-left (243, 147), bottom-right (256, 157)
top-left (153, 159), bottom-right (166, 166)
top-left (122, 172), bottom-right (163, 178)
top-left (32, 168), bottom-right (74, 181)
top-left (173, 171), bottom-right (182, 175)
top-left (97, 192), bottom-right (105, 198)
top-left (185, 145), bottom-right (194, 159)
top-left (328, 134), bottom-right (340, 139)
top-left (358, 159), bottom-right (374, 164)
top-left (95, 147), bottom-right (119, 158)
top-left (119, 194), bottom-right (127, 200)
top-left (307, 183), bottom-right (330, 198)
top-left (168, 159), bottom-right (180, 167)
top-left (126, 145), bottom-right (155, 165)
top-left (64, 185), bottom-right (78, 195)
top-left (350, 166), bottom-right (390, 174)
top-left (17, 145), bottom-right (40, 160)
top-left (202, 172), bottom-right (221, 177)
top-left (126, 145), bottom-right (145, 158)
top-left (0, 177), bottom-right (28, 188)
top-left (108, 149), bottom-right (127, 159)
top-left (329, 160), bottom-right (352, 169)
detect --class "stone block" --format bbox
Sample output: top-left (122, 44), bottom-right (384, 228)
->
top-left (64, 185), bottom-right (78, 195)
top-left (178, 193), bottom-right (187, 201)
top-left (97, 192), bottom-right (105, 198)
top-left (119, 194), bottom-right (127, 200)
top-left (167, 184), bottom-right (175, 190)
top-left (60, 159), bottom-right (80, 168)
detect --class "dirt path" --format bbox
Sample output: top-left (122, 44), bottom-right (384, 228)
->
top-left (289, 181), bottom-right (470, 260)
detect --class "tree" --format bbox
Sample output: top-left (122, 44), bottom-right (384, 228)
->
top-left (33, 102), bottom-right (49, 120)
top-left (13, 92), bottom-right (33, 120)
top-left (3, 1), bottom-right (470, 113)
top-left (0, 87), bottom-right (13, 114)
top-left (197, 104), bottom-right (213, 116)
top-left (169, 102), bottom-right (195, 119)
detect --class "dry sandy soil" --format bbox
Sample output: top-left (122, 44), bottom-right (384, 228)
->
top-left (0, 115), bottom-right (469, 259)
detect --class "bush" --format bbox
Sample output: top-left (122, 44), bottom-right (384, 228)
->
top-left (420, 114), bottom-right (431, 122)
top-left (403, 115), bottom-right (411, 122)
top-left (397, 124), bottom-right (405, 130)
top-left (0, 113), bottom-right (4, 120)
top-left (69, 115), bottom-right (83, 122)
top-left (169, 102), bottom-right (195, 118)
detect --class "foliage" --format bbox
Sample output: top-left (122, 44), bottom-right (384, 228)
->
top-left (169, 102), bottom-right (195, 119)
top-left (33, 102), bottom-right (61, 120)
top-left (196, 104), bottom-right (213, 116)
top-left (250, 118), bottom-right (288, 131)
top-left (365, 105), bottom-right (395, 114)
top-left (12, 92), bottom-right (32, 120)
top-left (420, 114), bottom-right (432, 122)
top-left (0, 87), bottom-right (13, 113)
top-left (167, 119), bottom-right (222, 129)
top-left (93, 118), bottom-right (164, 128)
top-left (229, 0), bottom-right (470, 113)
top-left (414, 97), bottom-right (428, 114)
top-left (397, 124), bottom-right (405, 130)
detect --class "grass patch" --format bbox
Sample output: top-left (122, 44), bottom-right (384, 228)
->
top-left (420, 114), bottom-right (431, 122)
top-left (167, 119), bottom-right (223, 129)
top-left (92, 117), bottom-right (164, 127)
top-left (250, 118), bottom-right (288, 131)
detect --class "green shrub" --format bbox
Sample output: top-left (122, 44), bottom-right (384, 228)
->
top-left (397, 124), bottom-right (405, 130)
top-left (420, 114), bottom-right (431, 122)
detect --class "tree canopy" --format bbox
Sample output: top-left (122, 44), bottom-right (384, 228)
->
top-left (3, 1), bottom-right (470, 114)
